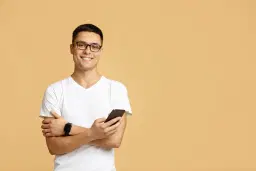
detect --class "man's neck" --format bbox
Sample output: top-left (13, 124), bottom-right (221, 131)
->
top-left (71, 69), bottom-right (102, 89)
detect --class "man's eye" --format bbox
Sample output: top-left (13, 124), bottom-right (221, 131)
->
top-left (77, 43), bottom-right (84, 47)
top-left (91, 44), bottom-right (100, 49)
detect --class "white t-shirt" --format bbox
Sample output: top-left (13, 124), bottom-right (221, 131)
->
top-left (40, 76), bottom-right (132, 171)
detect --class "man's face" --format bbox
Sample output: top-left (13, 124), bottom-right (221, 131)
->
top-left (70, 31), bottom-right (102, 71)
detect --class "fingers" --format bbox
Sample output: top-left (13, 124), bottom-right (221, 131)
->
top-left (43, 132), bottom-right (53, 137)
top-left (105, 129), bottom-right (117, 136)
top-left (42, 129), bottom-right (51, 134)
top-left (50, 111), bottom-right (60, 119)
top-left (104, 117), bottom-right (121, 127)
top-left (41, 123), bottom-right (51, 137)
top-left (42, 129), bottom-right (51, 133)
top-left (41, 129), bottom-right (55, 137)
top-left (104, 120), bottom-right (121, 133)
top-left (41, 124), bottom-right (50, 129)
top-left (42, 118), bottom-right (52, 124)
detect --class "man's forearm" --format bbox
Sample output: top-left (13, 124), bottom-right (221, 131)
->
top-left (47, 115), bottom-right (127, 152)
top-left (70, 125), bottom-right (87, 135)
top-left (56, 125), bottom-right (118, 149)
top-left (89, 136), bottom-right (119, 149)
top-left (68, 125), bottom-right (119, 149)
top-left (46, 129), bottom-right (93, 155)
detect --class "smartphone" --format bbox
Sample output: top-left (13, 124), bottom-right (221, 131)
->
top-left (104, 109), bottom-right (125, 123)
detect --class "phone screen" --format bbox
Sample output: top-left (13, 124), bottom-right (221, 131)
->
top-left (104, 109), bottom-right (125, 123)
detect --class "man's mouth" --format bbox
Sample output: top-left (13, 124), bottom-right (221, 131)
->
top-left (81, 56), bottom-right (93, 61)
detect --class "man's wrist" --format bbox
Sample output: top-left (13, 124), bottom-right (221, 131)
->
top-left (87, 128), bottom-right (96, 141)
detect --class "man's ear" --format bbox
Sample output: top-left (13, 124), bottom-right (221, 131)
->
top-left (70, 44), bottom-right (74, 54)
top-left (98, 47), bottom-right (103, 57)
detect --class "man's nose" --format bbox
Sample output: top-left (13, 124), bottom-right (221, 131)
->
top-left (84, 45), bottom-right (91, 54)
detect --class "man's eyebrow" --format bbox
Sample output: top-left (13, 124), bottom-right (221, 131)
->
top-left (75, 41), bottom-right (101, 45)
top-left (75, 40), bottom-right (86, 43)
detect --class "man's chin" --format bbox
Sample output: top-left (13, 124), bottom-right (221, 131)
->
top-left (80, 65), bottom-right (97, 71)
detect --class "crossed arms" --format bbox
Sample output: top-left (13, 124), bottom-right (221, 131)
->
top-left (41, 112), bottom-right (127, 155)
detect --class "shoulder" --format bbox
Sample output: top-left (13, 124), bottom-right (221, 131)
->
top-left (103, 76), bottom-right (129, 94)
top-left (44, 77), bottom-right (69, 95)
top-left (104, 76), bottom-right (127, 89)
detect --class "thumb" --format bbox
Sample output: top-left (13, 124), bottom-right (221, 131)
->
top-left (50, 111), bottom-right (61, 119)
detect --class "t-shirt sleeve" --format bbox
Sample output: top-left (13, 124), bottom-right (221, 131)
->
top-left (40, 85), bottom-right (62, 118)
top-left (111, 82), bottom-right (132, 115)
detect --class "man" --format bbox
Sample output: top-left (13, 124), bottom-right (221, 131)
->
top-left (39, 23), bottom-right (132, 171)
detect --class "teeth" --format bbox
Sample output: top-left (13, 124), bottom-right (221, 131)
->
top-left (82, 57), bottom-right (92, 61)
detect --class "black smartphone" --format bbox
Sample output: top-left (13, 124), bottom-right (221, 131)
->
top-left (104, 109), bottom-right (125, 123)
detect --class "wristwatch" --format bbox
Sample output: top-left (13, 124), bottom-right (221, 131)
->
top-left (64, 122), bottom-right (72, 136)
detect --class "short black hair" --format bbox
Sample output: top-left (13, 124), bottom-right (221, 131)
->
top-left (72, 23), bottom-right (103, 44)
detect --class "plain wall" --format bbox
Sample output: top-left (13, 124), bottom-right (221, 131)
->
top-left (1, 0), bottom-right (256, 170)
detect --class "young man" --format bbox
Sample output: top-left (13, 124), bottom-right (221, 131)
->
top-left (40, 24), bottom-right (132, 171)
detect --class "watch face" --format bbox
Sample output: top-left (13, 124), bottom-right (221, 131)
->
top-left (64, 123), bottom-right (72, 136)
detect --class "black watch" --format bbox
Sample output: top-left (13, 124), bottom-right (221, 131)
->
top-left (64, 122), bottom-right (72, 136)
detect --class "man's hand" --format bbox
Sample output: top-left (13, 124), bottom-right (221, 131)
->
top-left (89, 117), bottom-right (122, 140)
top-left (41, 112), bottom-right (67, 137)
top-left (89, 114), bottom-right (127, 149)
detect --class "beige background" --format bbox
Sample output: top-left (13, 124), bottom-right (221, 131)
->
top-left (0, 0), bottom-right (256, 170)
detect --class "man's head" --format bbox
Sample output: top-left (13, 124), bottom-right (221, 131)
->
top-left (70, 24), bottom-right (104, 71)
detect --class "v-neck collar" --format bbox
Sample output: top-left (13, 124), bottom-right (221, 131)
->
top-left (69, 75), bottom-right (105, 91)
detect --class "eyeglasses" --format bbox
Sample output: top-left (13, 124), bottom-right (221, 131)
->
top-left (74, 41), bottom-right (102, 52)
